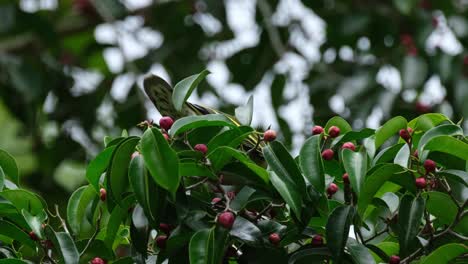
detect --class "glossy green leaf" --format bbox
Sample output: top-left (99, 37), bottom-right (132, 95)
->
top-left (424, 136), bottom-right (468, 160)
top-left (331, 128), bottom-right (375, 147)
top-left (299, 135), bottom-right (325, 193)
top-left (235, 95), bottom-right (253, 125)
top-left (130, 205), bottom-right (149, 258)
top-left (0, 219), bottom-right (36, 249)
top-left (375, 192), bottom-right (399, 214)
top-left (189, 227), bottom-right (228, 264)
top-left (172, 69), bottom-right (210, 111)
top-left (374, 116), bottom-right (407, 149)
top-left (0, 189), bottom-right (46, 215)
top-left (408, 113), bottom-right (450, 132)
top-left (67, 185), bottom-right (96, 236)
top-left (107, 137), bottom-right (139, 203)
top-left (263, 141), bottom-right (306, 217)
top-left (326, 205), bottom-right (355, 263)
top-left (230, 186), bottom-right (256, 212)
top-left (394, 143), bottom-right (410, 168)
top-left (0, 149), bottom-right (19, 185)
top-left (399, 194), bottom-right (425, 258)
top-left (0, 259), bottom-right (28, 264)
top-left (169, 114), bottom-right (235, 137)
top-left (141, 128), bottom-right (180, 196)
top-left (22, 209), bottom-right (46, 240)
top-left (358, 164), bottom-right (414, 217)
top-left (189, 229), bottom-right (210, 264)
top-left (347, 238), bottom-right (376, 264)
top-left (179, 162), bottom-right (216, 179)
top-left (324, 116), bottom-right (352, 135)
top-left (86, 146), bottom-right (116, 192)
top-left (418, 124), bottom-right (463, 160)
top-left (230, 216), bottom-right (262, 243)
top-left (0, 167), bottom-right (4, 191)
top-left (209, 146), bottom-right (268, 183)
top-left (375, 242), bottom-right (399, 258)
top-left (269, 171), bottom-right (303, 219)
top-left (420, 243), bottom-right (468, 264)
top-left (373, 143), bottom-right (405, 165)
top-left (128, 154), bottom-right (166, 227)
top-left (207, 126), bottom-right (253, 154)
top-left (44, 226), bottom-right (79, 264)
top-left (342, 148), bottom-right (367, 196)
top-left (422, 191), bottom-right (458, 225)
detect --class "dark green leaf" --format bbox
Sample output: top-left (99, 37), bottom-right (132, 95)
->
top-left (230, 186), bottom-right (256, 212)
top-left (0, 219), bottom-right (36, 249)
top-left (288, 247), bottom-right (331, 264)
top-left (22, 209), bottom-right (46, 240)
top-left (86, 146), bottom-right (116, 192)
top-left (179, 162), bottom-right (216, 179)
top-left (141, 128), bottom-right (180, 196)
top-left (342, 148), bottom-right (367, 196)
top-left (326, 205), bottom-right (355, 263)
top-left (299, 135), bottom-right (325, 193)
top-left (374, 116), bottom-right (407, 149)
top-left (44, 226), bottom-right (79, 264)
top-left (424, 136), bottom-right (468, 160)
top-left (230, 216), bottom-right (262, 244)
top-left (0, 189), bottom-right (46, 215)
top-left (169, 114), bottom-right (235, 137)
top-left (172, 70), bottom-right (210, 111)
top-left (0, 149), bottom-right (19, 185)
top-left (399, 194), bottom-right (425, 257)
top-left (347, 238), bottom-right (376, 264)
top-left (67, 185), bottom-right (96, 236)
top-left (420, 243), bottom-right (468, 264)
top-left (418, 124), bottom-right (463, 160)
top-left (422, 191), bottom-right (458, 225)
top-left (394, 144), bottom-right (410, 168)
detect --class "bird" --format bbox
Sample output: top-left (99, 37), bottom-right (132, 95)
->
top-left (143, 74), bottom-right (263, 152)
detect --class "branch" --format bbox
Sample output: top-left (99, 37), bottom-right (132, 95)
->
top-left (257, 0), bottom-right (286, 58)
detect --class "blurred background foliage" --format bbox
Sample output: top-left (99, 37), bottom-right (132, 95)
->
top-left (0, 0), bottom-right (468, 203)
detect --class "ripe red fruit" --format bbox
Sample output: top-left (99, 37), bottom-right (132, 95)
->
top-left (227, 191), bottom-right (236, 200)
top-left (416, 102), bottom-right (431, 113)
top-left (263, 130), bottom-right (277, 142)
top-left (159, 223), bottom-right (171, 234)
top-left (342, 173), bottom-right (350, 184)
top-left (321, 149), bottom-right (334, 160)
top-left (311, 235), bottom-right (323, 247)
top-left (194, 144), bottom-right (208, 155)
top-left (268, 233), bottom-right (281, 245)
top-left (99, 188), bottom-right (107, 201)
top-left (312, 126), bottom-right (324, 135)
top-left (159, 116), bottom-right (174, 130)
top-left (163, 133), bottom-right (170, 141)
top-left (327, 183), bottom-right (339, 196)
top-left (389, 255), bottom-right (400, 264)
top-left (156, 235), bottom-right (168, 249)
top-left (413, 150), bottom-right (419, 158)
top-left (415, 177), bottom-right (427, 189)
top-left (91, 257), bottom-right (107, 264)
top-left (211, 197), bottom-right (222, 204)
top-left (328, 126), bottom-right (340, 138)
top-left (218, 212), bottom-right (235, 229)
top-left (399, 129), bottom-right (411, 141)
top-left (341, 142), bottom-right (356, 151)
top-left (29, 231), bottom-right (38, 241)
top-left (424, 159), bottom-right (436, 173)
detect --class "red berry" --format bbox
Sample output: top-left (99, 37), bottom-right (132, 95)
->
top-left (413, 150), bottom-right (419, 158)
top-left (211, 197), bottom-right (222, 204)
top-left (268, 233), bottom-right (281, 245)
top-left (328, 126), bottom-right (340, 138)
top-left (311, 235), bottom-right (323, 247)
top-left (415, 177), bottom-right (427, 189)
top-left (99, 188), bottom-right (107, 201)
top-left (389, 255), bottom-right (400, 264)
top-left (399, 129), bottom-right (411, 141)
top-left (43, 239), bottom-right (53, 249)
top-left (341, 142), bottom-right (356, 151)
top-left (327, 183), bottom-right (339, 196)
top-left (416, 102), bottom-right (431, 113)
top-left (156, 235), bottom-right (167, 249)
top-left (131, 151), bottom-right (140, 159)
top-left (400, 34), bottom-right (413, 46)
top-left (91, 257), bottom-right (107, 264)
top-left (218, 212), bottom-right (235, 229)
top-left (264, 130), bottom-right (277, 142)
top-left (424, 159), bottom-right (436, 173)
top-left (321, 149), bottom-right (334, 160)
top-left (312, 126), bottom-right (324, 135)
top-left (29, 231), bottom-right (38, 241)
top-left (159, 116), bottom-right (174, 130)
top-left (194, 144), bottom-right (208, 155)
top-left (163, 133), bottom-right (170, 141)
top-left (226, 191), bottom-right (236, 200)
top-left (159, 223), bottom-right (171, 234)
top-left (342, 173), bottom-right (350, 184)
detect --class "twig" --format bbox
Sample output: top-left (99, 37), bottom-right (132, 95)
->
top-left (54, 205), bottom-right (70, 235)
top-left (185, 177), bottom-right (209, 190)
top-left (257, 0), bottom-right (286, 58)
top-left (363, 228), bottom-right (388, 244)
